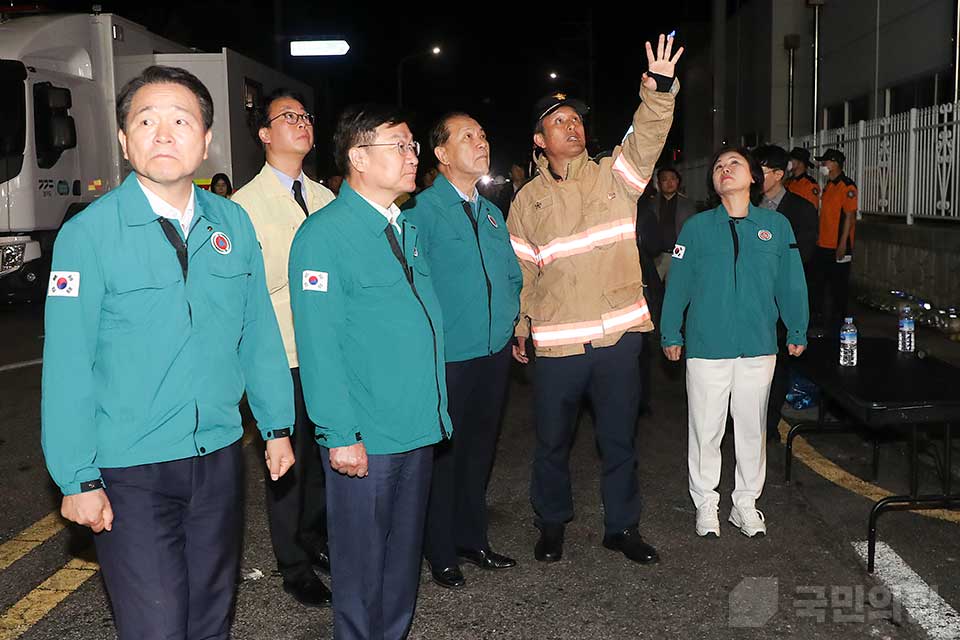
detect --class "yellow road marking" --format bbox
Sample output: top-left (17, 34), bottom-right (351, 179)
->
top-left (0, 514), bottom-right (65, 572)
top-left (780, 420), bottom-right (960, 524)
top-left (0, 410), bottom-right (265, 638)
top-left (0, 558), bottom-right (99, 640)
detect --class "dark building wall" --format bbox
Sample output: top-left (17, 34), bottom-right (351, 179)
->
top-left (853, 219), bottom-right (960, 306)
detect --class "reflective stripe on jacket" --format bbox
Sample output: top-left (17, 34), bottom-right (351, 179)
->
top-left (506, 81), bottom-right (677, 357)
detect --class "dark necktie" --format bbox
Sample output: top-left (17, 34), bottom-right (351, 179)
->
top-left (292, 179), bottom-right (309, 216)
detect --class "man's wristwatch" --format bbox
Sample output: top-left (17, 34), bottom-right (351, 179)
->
top-left (79, 479), bottom-right (104, 492)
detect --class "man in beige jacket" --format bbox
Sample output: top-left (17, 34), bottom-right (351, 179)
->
top-left (232, 89), bottom-right (335, 607)
top-left (508, 34), bottom-right (682, 565)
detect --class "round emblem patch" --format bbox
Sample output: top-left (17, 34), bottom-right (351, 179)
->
top-left (211, 231), bottom-right (232, 255)
top-left (847, 189), bottom-right (856, 199)
top-left (487, 214), bottom-right (499, 228)
top-left (758, 230), bottom-right (773, 241)
top-left (308, 274), bottom-right (319, 286)
top-left (56, 277), bottom-right (68, 290)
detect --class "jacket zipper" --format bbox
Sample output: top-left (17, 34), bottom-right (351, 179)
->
top-left (461, 201), bottom-right (493, 353)
top-left (728, 218), bottom-right (739, 288)
top-left (401, 222), bottom-right (448, 441)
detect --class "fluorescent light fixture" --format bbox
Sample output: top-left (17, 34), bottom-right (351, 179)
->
top-left (290, 40), bottom-right (350, 57)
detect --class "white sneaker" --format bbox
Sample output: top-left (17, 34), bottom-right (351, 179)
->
top-left (696, 506), bottom-right (721, 537)
top-left (729, 505), bottom-right (766, 537)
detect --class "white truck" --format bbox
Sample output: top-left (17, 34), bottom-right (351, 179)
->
top-left (0, 10), bottom-right (315, 297)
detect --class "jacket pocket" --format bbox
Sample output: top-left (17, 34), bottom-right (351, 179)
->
top-left (103, 274), bottom-right (182, 330)
top-left (207, 265), bottom-right (252, 333)
top-left (358, 270), bottom-right (405, 289)
top-left (528, 287), bottom-right (561, 322)
top-left (602, 280), bottom-right (644, 310)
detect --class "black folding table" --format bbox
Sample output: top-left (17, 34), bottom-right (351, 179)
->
top-left (783, 336), bottom-right (960, 572)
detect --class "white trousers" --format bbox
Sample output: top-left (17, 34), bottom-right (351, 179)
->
top-left (686, 355), bottom-right (777, 511)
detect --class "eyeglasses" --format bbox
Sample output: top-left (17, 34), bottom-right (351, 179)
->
top-left (356, 141), bottom-right (421, 157)
top-left (268, 111), bottom-right (314, 126)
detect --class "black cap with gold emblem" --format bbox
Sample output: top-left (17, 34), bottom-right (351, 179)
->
top-left (532, 92), bottom-right (589, 130)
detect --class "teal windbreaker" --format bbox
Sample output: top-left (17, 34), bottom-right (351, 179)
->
top-left (405, 174), bottom-right (522, 362)
top-left (42, 174), bottom-right (294, 495)
top-left (288, 181), bottom-right (452, 454)
top-left (660, 204), bottom-right (808, 359)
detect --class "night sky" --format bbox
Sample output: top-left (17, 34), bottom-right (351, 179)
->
top-left (42, 1), bottom-right (712, 178)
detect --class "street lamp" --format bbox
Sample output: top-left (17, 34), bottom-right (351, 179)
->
top-left (549, 71), bottom-right (558, 80)
top-left (397, 45), bottom-right (441, 106)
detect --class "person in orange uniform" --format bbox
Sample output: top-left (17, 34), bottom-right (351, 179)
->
top-left (812, 148), bottom-right (858, 333)
top-left (785, 147), bottom-right (820, 209)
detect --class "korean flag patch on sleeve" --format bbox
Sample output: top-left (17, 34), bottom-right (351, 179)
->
top-left (672, 244), bottom-right (686, 260)
top-left (48, 271), bottom-right (80, 297)
top-left (302, 270), bottom-right (328, 292)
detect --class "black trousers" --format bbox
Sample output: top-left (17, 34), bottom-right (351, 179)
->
top-left (95, 442), bottom-right (243, 640)
top-left (424, 344), bottom-right (512, 568)
top-left (263, 367), bottom-right (327, 581)
top-left (322, 446), bottom-right (432, 640)
top-left (812, 247), bottom-right (851, 334)
top-left (531, 332), bottom-right (644, 534)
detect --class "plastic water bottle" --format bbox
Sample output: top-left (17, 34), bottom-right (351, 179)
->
top-left (899, 306), bottom-right (916, 353)
top-left (840, 317), bottom-right (858, 366)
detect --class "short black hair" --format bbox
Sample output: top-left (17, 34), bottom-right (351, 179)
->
top-left (210, 172), bottom-right (233, 195)
top-left (657, 165), bottom-right (682, 182)
top-left (705, 146), bottom-right (765, 208)
top-left (333, 104), bottom-right (409, 175)
top-left (753, 144), bottom-right (790, 172)
top-left (116, 65), bottom-right (213, 132)
top-left (253, 88), bottom-right (308, 132)
top-left (429, 111), bottom-right (472, 151)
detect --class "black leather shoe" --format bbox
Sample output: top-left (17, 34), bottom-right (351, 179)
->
top-left (282, 575), bottom-right (332, 608)
top-left (431, 565), bottom-right (466, 589)
top-left (534, 526), bottom-right (564, 562)
top-left (299, 536), bottom-right (331, 575)
top-left (602, 528), bottom-right (659, 564)
top-left (457, 547), bottom-right (517, 570)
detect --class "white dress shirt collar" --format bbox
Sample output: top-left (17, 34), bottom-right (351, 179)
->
top-left (357, 192), bottom-right (403, 233)
top-left (136, 177), bottom-right (196, 236)
top-left (268, 164), bottom-right (308, 200)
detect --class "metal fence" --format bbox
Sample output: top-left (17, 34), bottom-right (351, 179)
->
top-left (677, 100), bottom-right (960, 224)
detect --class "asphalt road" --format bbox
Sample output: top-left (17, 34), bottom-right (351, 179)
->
top-left (0, 299), bottom-right (956, 639)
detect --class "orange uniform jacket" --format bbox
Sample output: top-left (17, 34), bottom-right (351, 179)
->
top-left (817, 174), bottom-right (859, 253)
top-left (785, 173), bottom-right (820, 209)
top-left (507, 81), bottom-right (677, 358)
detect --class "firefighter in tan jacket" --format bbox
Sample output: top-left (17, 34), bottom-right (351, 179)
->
top-left (507, 34), bottom-right (682, 565)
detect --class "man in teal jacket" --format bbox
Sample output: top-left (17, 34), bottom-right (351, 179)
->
top-left (41, 66), bottom-right (295, 640)
top-left (660, 147), bottom-right (808, 539)
top-left (405, 112), bottom-right (522, 589)
top-left (289, 104), bottom-right (452, 640)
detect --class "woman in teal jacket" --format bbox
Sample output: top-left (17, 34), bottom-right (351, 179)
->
top-left (660, 147), bottom-right (808, 539)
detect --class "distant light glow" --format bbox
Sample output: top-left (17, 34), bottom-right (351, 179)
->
top-left (549, 72), bottom-right (558, 79)
top-left (480, 175), bottom-right (492, 185)
top-left (432, 46), bottom-right (441, 55)
top-left (290, 40), bottom-right (350, 57)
